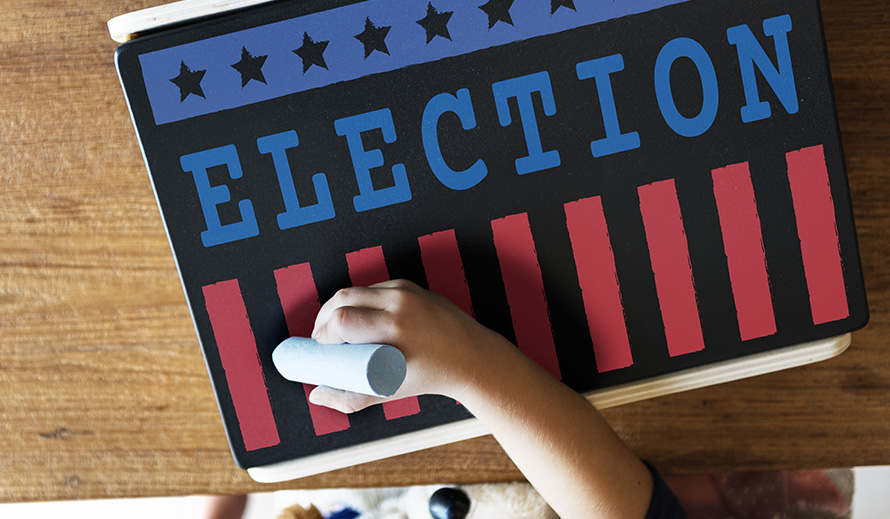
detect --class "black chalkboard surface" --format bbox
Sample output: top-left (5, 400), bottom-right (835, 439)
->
top-left (113, 0), bottom-right (868, 481)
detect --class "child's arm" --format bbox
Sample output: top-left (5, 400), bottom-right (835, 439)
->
top-left (310, 280), bottom-right (654, 519)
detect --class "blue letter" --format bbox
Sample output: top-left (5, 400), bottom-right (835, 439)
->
top-left (727, 14), bottom-right (798, 123)
top-left (256, 130), bottom-right (335, 230)
top-left (655, 37), bottom-right (719, 138)
top-left (576, 54), bottom-right (640, 158)
top-left (421, 88), bottom-right (488, 190)
top-left (334, 108), bottom-right (412, 213)
top-left (180, 145), bottom-right (259, 247)
top-left (491, 71), bottom-right (561, 175)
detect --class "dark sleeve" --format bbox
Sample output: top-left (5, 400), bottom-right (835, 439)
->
top-left (643, 462), bottom-right (687, 519)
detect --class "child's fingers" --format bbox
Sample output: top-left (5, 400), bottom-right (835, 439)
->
top-left (312, 288), bottom-right (380, 339)
top-left (312, 285), bottom-right (402, 337)
top-left (312, 281), bottom-right (423, 339)
top-left (314, 306), bottom-right (398, 345)
top-left (308, 386), bottom-right (383, 414)
top-left (367, 279), bottom-right (419, 291)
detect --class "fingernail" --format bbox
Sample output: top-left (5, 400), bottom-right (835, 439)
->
top-left (307, 389), bottom-right (323, 406)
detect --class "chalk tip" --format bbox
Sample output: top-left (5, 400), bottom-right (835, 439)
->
top-left (366, 345), bottom-right (407, 397)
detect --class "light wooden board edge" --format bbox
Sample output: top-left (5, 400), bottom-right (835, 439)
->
top-left (586, 333), bottom-right (851, 409)
top-left (248, 333), bottom-right (851, 483)
top-left (248, 418), bottom-right (490, 483)
top-left (107, 0), bottom-right (277, 42)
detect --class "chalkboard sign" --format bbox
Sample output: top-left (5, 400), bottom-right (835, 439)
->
top-left (113, 0), bottom-right (868, 481)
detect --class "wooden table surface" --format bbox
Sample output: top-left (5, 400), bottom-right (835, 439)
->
top-left (1, 0), bottom-right (888, 503)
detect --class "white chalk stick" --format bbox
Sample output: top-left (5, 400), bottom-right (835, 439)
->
top-left (272, 337), bottom-right (406, 397)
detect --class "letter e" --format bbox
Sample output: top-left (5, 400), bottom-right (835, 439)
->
top-left (334, 109), bottom-right (412, 213)
top-left (180, 145), bottom-right (259, 247)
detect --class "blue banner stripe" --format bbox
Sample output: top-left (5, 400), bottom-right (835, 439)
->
top-left (139, 0), bottom-right (687, 125)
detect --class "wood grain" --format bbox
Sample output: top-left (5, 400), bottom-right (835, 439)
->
top-left (1, 0), bottom-right (888, 502)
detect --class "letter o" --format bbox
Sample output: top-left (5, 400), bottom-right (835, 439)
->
top-left (654, 37), bottom-right (719, 138)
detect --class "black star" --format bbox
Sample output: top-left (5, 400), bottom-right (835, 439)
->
top-left (293, 32), bottom-right (329, 72)
top-left (417, 2), bottom-right (453, 44)
top-left (170, 61), bottom-right (206, 102)
top-left (355, 17), bottom-right (391, 58)
top-left (231, 46), bottom-right (267, 87)
top-left (550, 0), bottom-right (576, 14)
top-left (479, 0), bottom-right (515, 29)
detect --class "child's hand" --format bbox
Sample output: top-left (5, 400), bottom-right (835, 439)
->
top-left (308, 279), bottom-right (511, 413)
top-left (308, 281), bottom-right (656, 519)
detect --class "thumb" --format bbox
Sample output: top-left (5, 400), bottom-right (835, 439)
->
top-left (308, 386), bottom-right (387, 414)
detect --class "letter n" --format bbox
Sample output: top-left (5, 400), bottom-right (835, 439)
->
top-left (727, 14), bottom-right (798, 123)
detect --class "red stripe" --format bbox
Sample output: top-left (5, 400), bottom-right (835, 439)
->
top-left (564, 196), bottom-right (633, 372)
top-left (274, 262), bottom-right (323, 338)
top-left (417, 230), bottom-right (472, 406)
top-left (638, 180), bottom-right (705, 357)
top-left (202, 279), bottom-right (280, 451)
top-left (345, 246), bottom-right (391, 288)
top-left (418, 229), bottom-right (474, 317)
top-left (786, 145), bottom-right (849, 324)
top-left (274, 263), bottom-right (350, 436)
top-left (712, 162), bottom-right (777, 340)
top-left (491, 213), bottom-right (562, 379)
top-left (345, 246), bottom-right (422, 420)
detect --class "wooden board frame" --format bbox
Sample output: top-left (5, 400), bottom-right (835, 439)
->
top-left (108, 0), bottom-right (277, 42)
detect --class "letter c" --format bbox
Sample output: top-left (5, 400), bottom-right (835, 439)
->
top-left (422, 88), bottom-right (488, 190)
